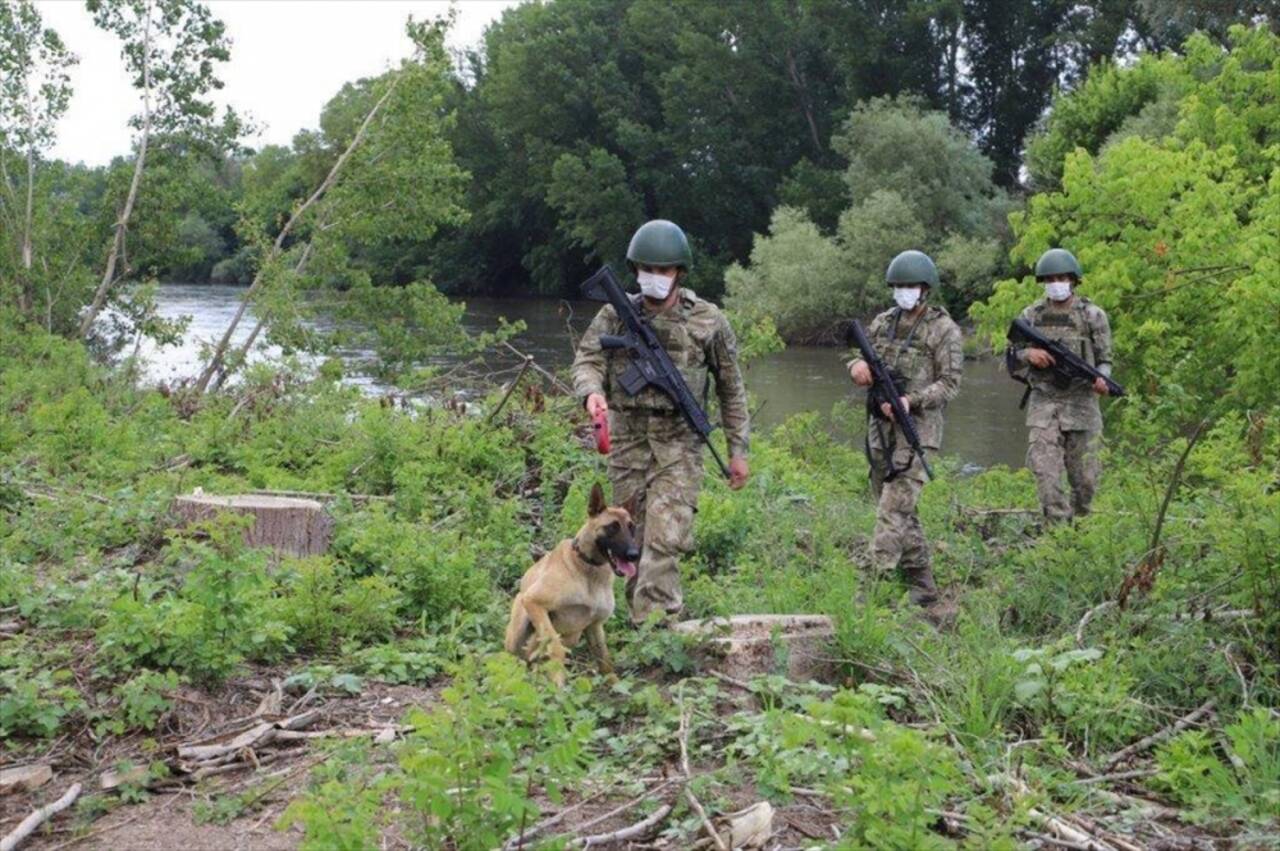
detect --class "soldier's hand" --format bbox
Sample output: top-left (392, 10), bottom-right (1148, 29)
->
top-left (849, 360), bottom-right (873, 387)
top-left (1025, 348), bottom-right (1056, 369)
top-left (728, 456), bottom-right (749, 490)
top-left (586, 393), bottom-right (608, 417)
top-left (1093, 377), bottom-right (1109, 396)
top-left (879, 396), bottom-right (910, 421)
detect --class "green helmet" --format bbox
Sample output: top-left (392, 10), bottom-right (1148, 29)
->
top-left (1034, 248), bottom-right (1082, 279)
top-left (885, 250), bottom-right (939, 287)
top-left (627, 220), bottom-right (693, 270)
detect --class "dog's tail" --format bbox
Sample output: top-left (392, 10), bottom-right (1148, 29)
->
top-left (504, 595), bottom-right (533, 659)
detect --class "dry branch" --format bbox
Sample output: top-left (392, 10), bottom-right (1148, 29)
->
top-left (572, 803), bottom-right (674, 848)
top-left (1103, 699), bottom-right (1216, 770)
top-left (679, 698), bottom-right (728, 851)
top-left (1075, 601), bottom-right (1115, 649)
top-left (1, 783), bottom-right (82, 851)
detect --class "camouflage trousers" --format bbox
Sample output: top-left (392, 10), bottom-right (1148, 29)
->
top-left (607, 410), bottom-right (703, 624)
top-left (868, 440), bottom-right (938, 607)
top-left (1027, 426), bottom-right (1100, 523)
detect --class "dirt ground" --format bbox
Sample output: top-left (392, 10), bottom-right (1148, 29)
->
top-left (2, 675), bottom-right (436, 851)
top-left (2, 666), bottom-right (849, 851)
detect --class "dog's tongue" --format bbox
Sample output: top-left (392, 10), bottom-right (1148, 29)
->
top-left (613, 560), bottom-right (637, 579)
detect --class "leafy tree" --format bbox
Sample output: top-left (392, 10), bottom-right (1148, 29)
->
top-left (79, 0), bottom-right (236, 338)
top-left (197, 16), bottom-right (472, 392)
top-left (727, 97), bottom-right (1012, 340)
top-left (0, 0), bottom-right (76, 318)
top-left (971, 25), bottom-right (1279, 437)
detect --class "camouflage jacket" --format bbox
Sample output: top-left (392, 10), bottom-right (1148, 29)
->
top-left (571, 288), bottom-right (750, 458)
top-left (852, 304), bottom-right (963, 450)
top-left (1013, 296), bottom-right (1113, 431)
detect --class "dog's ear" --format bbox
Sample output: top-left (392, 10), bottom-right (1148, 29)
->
top-left (621, 491), bottom-right (640, 519)
top-left (587, 482), bottom-right (606, 517)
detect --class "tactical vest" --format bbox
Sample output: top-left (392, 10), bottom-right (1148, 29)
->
top-left (1028, 298), bottom-right (1096, 393)
top-left (870, 307), bottom-right (935, 395)
top-left (605, 294), bottom-right (714, 414)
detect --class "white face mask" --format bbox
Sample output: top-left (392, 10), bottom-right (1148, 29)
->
top-left (1045, 281), bottom-right (1073, 302)
top-left (893, 287), bottom-right (922, 311)
top-left (637, 270), bottom-right (676, 300)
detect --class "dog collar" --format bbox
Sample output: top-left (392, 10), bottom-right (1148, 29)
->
top-left (572, 537), bottom-right (608, 566)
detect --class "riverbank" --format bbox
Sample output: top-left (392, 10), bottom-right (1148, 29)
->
top-left (135, 285), bottom-right (1031, 469)
top-left (2, 318), bottom-right (1275, 849)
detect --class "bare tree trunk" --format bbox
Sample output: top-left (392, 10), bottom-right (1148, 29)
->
top-left (19, 120), bottom-right (36, 315)
top-left (784, 47), bottom-right (823, 155)
top-left (78, 7), bottom-right (152, 339)
top-left (194, 74), bottom-right (401, 394)
top-left (209, 237), bottom-right (317, 393)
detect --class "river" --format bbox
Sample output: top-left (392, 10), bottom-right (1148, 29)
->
top-left (139, 284), bottom-right (1028, 469)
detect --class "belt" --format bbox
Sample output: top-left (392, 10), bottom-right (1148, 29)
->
top-left (616, 405), bottom-right (680, 418)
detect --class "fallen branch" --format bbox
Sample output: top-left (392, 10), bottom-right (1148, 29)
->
top-left (573, 803), bottom-right (674, 849)
top-left (487, 356), bottom-right (533, 424)
top-left (501, 789), bottom-right (610, 851)
top-left (995, 775), bottom-right (1119, 851)
top-left (501, 342), bottom-right (572, 395)
top-left (679, 696), bottom-right (728, 851)
top-left (1103, 699), bottom-right (1216, 770)
top-left (177, 709), bottom-right (321, 764)
top-left (1075, 601), bottom-right (1115, 649)
top-left (1, 782), bottom-right (82, 851)
top-left (561, 779), bottom-right (679, 845)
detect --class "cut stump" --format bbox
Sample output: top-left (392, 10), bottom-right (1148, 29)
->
top-left (171, 494), bottom-right (332, 557)
top-left (673, 614), bottom-right (835, 684)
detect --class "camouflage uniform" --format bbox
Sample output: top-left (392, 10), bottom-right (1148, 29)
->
top-left (572, 289), bottom-right (750, 623)
top-left (1013, 296), bottom-right (1113, 522)
top-left (854, 305), bottom-right (963, 605)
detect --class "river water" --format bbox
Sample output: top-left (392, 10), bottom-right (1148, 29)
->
top-left (140, 284), bottom-right (1028, 469)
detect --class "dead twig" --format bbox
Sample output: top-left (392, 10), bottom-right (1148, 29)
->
top-left (487, 356), bottom-right (533, 424)
top-left (562, 779), bottom-right (679, 845)
top-left (573, 804), bottom-right (674, 848)
top-left (501, 342), bottom-right (572, 395)
top-left (1, 783), bottom-right (82, 851)
top-left (678, 694), bottom-right (728, 851)
top-left (1075, 601), bottom-right (1115, 649)
top-left (1103, 699), bottom-right (1216, 770)
top-left (501, 788), bottom-right (611, 851)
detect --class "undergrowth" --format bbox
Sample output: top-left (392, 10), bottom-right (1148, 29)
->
top-left (1, 318), bottom-right (1277, 847)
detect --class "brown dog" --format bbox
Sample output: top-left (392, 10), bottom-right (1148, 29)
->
top-left (504, 483), bottom-right (639, 684)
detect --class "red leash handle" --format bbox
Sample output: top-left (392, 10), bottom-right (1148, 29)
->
top-left (592, 408), bottom-right (611, 455)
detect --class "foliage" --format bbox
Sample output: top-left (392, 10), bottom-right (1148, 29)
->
top-left (1155, 707), bottom-right (1280, 830)
top-left (726, 97), bottom-right (1013, 340)
top-left (972, 25), bottom-right (1280, 438)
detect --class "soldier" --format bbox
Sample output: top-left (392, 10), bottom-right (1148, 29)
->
top-left (847, 250), bottom-right (963, 610)
top-left (572, 220), bottom-right (750, 624)
top-left (1010, 248), bottom-right (1113, 523)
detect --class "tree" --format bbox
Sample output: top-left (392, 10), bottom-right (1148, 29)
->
top-left (726, 97), bottom-right (1012, 341)
top-left (78, 0), bottom-right (234, 338)
top-left (0, 0), bottom-right (76, 317)
top-left (196, 17), bottom-right (471, 392)
top-left (971, 26), bottom-right (1280, 433)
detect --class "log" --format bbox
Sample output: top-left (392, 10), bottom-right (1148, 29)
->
top-left (170, 493), bottom-right (332, 557)
top-left (673, 614), bottom-right (835, 684)
top-left (0, 765), bottom-right (52, 796)
top-left (1, 783), bottom-right (81, 851)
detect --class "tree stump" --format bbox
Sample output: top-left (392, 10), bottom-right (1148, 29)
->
top-left (170, 494), bottom-right (332, 557)
top-left (672, 614), bottom-right (835, 684)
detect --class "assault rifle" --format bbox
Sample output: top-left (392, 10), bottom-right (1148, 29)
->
top-left (1006, 318), bottom-right (1124, 405)
top-left (847, 319), bottom-right (934, 481)
top-left (581, 266), bottom-right (731, 480)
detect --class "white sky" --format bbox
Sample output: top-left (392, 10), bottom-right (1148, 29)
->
top-left (37, 0), bottom-right (519, 166)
